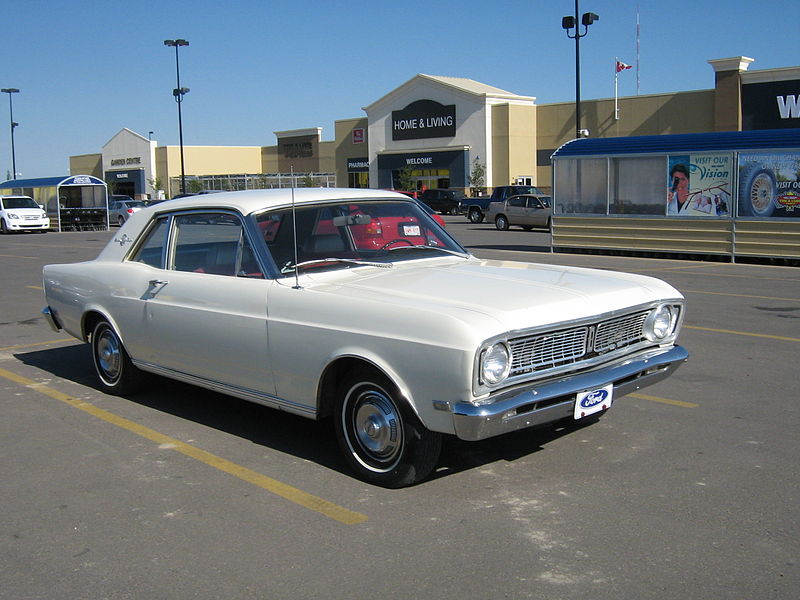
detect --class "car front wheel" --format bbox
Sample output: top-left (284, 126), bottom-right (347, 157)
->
top-left (91, 320), bottom-right (145, 395)
top-left (335, 368), bottom-right (441, 488)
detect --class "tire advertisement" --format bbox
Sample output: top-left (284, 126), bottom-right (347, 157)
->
top-left (667, 153), bottom-right (732, 217)
top-left (737, 152), bottom-right (800, 218)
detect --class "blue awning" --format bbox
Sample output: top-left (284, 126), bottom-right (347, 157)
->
top-left (551, 128), bottom-right (800, 158)
top-left (0, 175), bottom-right (106, 189)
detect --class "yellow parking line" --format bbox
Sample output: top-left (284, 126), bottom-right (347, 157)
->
top-left (628, 392), bottom-right (699, 408)
top-left (0, 367), bottom-right (368, 526)
top-left (683, 289), bottom-right (800, 302)
top-left (0, 339), bottom-right (75, 352)
top-left (27, 285), bottom-right (43, 290)
top-left (684, 325), bottom-right (800, 342)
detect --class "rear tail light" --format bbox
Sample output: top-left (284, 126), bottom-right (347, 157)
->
top-left (126, 208), bottom-right (134, 214)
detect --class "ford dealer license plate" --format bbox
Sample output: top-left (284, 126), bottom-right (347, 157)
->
top-left (574, 384), bottom-right (613, 419)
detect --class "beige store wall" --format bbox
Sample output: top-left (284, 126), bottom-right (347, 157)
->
top-left (334, 117), bottom-right (369, 184)
top-left (70, 153), bottom-right (103, 178)
top-left (156, 145), bottom-right (262, 194)
top-left (261, 146), bottom-right (279, 172)
top-left (535, 89), bottom-right (715, 186)
top-left (491, 104), bottom-right (537, 187)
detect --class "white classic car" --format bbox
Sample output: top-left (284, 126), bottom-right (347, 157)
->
top-left (42, 189), bottom-right (688, 487)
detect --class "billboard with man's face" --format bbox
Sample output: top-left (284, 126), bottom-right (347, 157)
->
top-left (667, 153), bottom-right (732, 217)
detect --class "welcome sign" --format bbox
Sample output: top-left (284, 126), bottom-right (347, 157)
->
top-left (392, 99), bottom-right (456, 141)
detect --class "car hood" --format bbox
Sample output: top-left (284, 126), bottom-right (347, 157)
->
top-left (305, 257), bottom-right (683, 338)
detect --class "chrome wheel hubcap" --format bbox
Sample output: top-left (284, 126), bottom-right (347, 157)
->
top-left (346, 386), bottom-right (403, 471)
top-left (96, 330), bottom-right (121, 381)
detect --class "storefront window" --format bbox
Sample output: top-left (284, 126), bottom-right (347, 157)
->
top-left (348, 172), bottom-right (369, 188)
top-left (554, 158), bottom-right (607, 214)
top-left (609, 156), bottom-right (664, 215)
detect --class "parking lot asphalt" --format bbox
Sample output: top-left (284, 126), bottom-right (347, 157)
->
top-left (1, 218), bottom-right (798, 599)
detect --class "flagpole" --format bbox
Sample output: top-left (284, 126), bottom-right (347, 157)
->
top-left (614, 56), bottom-right (619, 120)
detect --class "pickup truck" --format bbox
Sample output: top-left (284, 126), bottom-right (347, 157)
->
top-left (466, 185), bottom-right (545, 223)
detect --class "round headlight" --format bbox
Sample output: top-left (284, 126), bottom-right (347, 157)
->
top-left (481, 343), bottom-right (510, 385)
top-left (644, 304), bottom-right (676, 341)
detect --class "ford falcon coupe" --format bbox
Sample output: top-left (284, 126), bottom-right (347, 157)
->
top-left (42, 188), bottom-right (688, 487)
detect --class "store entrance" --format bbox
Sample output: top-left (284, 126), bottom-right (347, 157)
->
top-left (110, 181), bottom-right (136, 197)
top-left (392, 168), bottom-right (450, 191)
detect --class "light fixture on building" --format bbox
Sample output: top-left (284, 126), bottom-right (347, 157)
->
top-left (561, 2), bottom-right (599, 139)
top-left (164, 39), bottom-right (190, 195)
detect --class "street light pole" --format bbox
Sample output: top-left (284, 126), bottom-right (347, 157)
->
top-left (562, 2), bottom-right (599, 139)
top-left (1, 88), bottom-right (20, 179)
top-left (164, 39), bottom-right (190, 195)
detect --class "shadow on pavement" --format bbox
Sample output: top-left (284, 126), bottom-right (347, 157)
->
top-left (16, 344), bottom-right (597, 487)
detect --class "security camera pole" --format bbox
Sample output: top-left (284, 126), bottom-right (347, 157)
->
top-left (561, 2), bottom-right (599, 139)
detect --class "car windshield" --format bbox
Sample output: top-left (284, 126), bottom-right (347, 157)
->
top-left (125, 201), bottom-right (146, 208)
top-left (3, 197), bottom-right (38, 209)
top-left (254, 199), bottom-right (468, 276)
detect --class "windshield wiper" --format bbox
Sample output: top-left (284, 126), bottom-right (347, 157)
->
top-left (385, 245), bottom-right (470, 259)
top-left (281, 257), bottom-right (394, 274)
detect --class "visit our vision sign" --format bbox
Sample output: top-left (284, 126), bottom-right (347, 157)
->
top-left (391, 99), bottom-right (456, 141)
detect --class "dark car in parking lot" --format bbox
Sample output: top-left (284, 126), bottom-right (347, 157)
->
top-left (419, 188), bottom-right (467, 215)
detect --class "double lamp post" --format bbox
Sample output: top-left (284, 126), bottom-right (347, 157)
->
top-left (164, 38), bottom-right (190, 195)
top-left (561, 1), bottom-right (599, 139)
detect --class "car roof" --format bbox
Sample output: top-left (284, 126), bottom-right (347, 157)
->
top-left (152, 188), bottom-right (412, 216)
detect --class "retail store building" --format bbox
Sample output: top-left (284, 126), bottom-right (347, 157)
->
top-left (65, 55), bottom-right (797, 201)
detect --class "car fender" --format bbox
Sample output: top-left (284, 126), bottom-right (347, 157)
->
top-left (319, 345), bottom-right (464, 435)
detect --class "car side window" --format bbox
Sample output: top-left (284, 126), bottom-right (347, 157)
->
top-left (509, 196), bottom-right (526, 208)
top-left (173, 212), bottom-right (263, 278)
top-left (131, 217), bottom-right (169, 268)
top-left (528, 198), bottom-right (542, 209)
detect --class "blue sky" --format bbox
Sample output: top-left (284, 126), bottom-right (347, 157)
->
top-left (1, 0), bottom-right (795, 178)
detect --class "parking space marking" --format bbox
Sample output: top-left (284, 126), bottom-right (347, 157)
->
top-left (0, 253), bottom-right (38, 259)
top-left (0, 366), bottom-right (369, 526)
top-left (684, 325), bottom-right (800, 343)
top-left (628, 392), bottom-right (699, 408)
top-left (682, 289), bottom-right (800, 302)
top-left (0, 339), bottom-right (75, 352)
top-left (26, 285), bottom-right (43, 290)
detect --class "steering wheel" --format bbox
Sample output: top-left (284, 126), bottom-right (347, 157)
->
top-left (379, 238), bottom-right (415, 251)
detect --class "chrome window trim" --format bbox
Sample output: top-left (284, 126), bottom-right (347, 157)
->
top-left (127, 208), bottom-right (270, 278)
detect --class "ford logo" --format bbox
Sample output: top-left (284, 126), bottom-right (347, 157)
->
top-left (580, 389), bottom-right (609, 409)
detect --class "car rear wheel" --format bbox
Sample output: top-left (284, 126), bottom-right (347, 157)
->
top-left (91, 320), bottom-right (145, 395)
top-left (117, 216), bottom-right (125, 226)
top-left (468, 208), bottom-right (484, 223)
top-left (495, 215), bottom-right (510, 231)
top-left (335, 368), bottom-right (441, 488)
top-left (449, 206), bottom-right (460, 216)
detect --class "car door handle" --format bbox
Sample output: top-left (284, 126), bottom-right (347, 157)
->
top-left (145, 279), bottom-right (168, 298)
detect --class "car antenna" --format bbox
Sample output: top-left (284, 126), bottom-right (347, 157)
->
top-left (291, 166), bottom-right (301, 290)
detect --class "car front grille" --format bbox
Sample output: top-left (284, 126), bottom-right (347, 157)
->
top-left (508, 310), bottom-right (650, 377)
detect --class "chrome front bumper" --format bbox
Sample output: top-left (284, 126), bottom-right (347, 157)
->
top-left (452, 345), bottom-right (689, 441)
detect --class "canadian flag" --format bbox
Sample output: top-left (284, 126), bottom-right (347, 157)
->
top-left (616, 60), bottom-right (633, 73)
